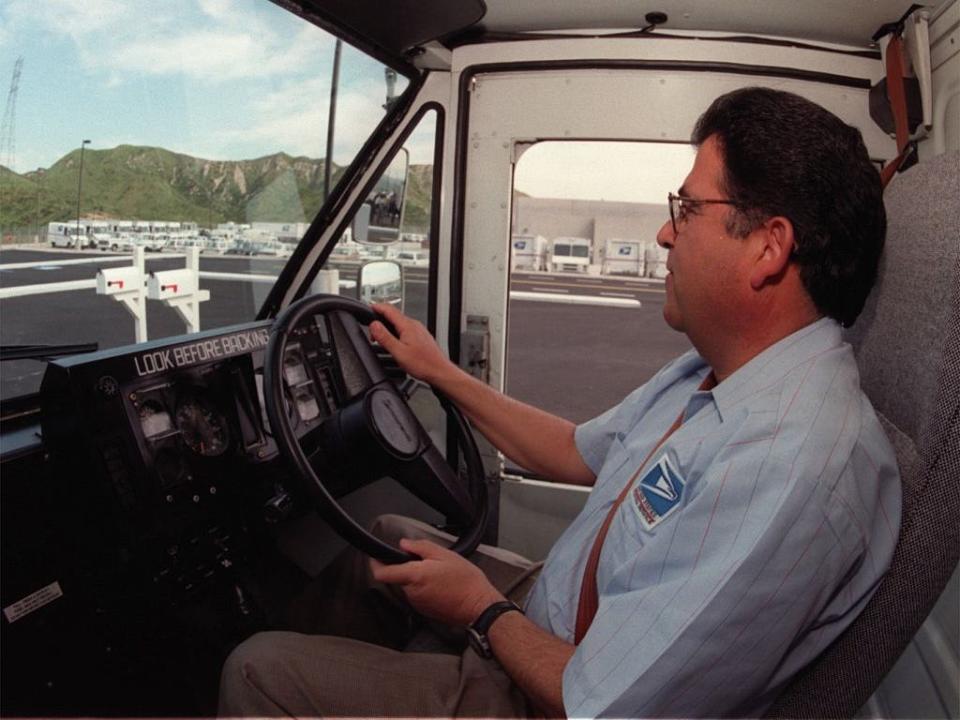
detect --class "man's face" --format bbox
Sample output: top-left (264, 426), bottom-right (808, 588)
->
top-left (656, 135), bottom-right (750, 339)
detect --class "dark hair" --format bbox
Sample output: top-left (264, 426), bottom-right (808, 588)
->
top-left (691, 87), bottom-right (886, 327)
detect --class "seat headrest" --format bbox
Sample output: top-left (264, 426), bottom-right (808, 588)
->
top-left (845, 151), bottom-right (960, 452)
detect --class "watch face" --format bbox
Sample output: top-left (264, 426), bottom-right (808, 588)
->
top-left (467, 626), bottom-right (492, 659)
top-left (467, 600), bottom-right (521, 659)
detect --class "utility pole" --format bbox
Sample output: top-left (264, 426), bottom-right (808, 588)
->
top-left (323, 39), bottom-right (342, 202)
top-left (75, 139), bottom-right (90, 248)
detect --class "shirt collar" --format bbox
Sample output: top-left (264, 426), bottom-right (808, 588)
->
top-left (683, 374), bottom-right (718, 423)
top-left (707, 317), bottom-right (843, 422)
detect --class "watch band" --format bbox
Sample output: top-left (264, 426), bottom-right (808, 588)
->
top-left (467, 600), bottom-right (522, 659)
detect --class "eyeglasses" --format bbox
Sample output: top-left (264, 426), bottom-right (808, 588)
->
top-left (667, 192), bottom-right (744, 235)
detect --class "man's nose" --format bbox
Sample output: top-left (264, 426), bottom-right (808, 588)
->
top-left (656, 219), bottom-right (675, 249)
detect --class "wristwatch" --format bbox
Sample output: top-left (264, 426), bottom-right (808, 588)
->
top-left (467, 600), bottom-right (523, 658)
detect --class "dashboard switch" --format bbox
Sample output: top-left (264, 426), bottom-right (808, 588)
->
top-left (263, 491), bottom-right (293, 523)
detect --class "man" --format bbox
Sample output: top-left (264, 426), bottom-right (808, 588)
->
top-left (219, 87), bottom-right (900, 718)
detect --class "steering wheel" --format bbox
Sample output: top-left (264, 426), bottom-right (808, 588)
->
top-left (263, 294), bottom-right (489, 564)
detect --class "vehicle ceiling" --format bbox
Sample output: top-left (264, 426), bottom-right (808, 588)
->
top-left (284, 0), bottom-right (933, 66)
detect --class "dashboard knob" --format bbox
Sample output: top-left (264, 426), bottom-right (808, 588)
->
top-left (264, 491), bottom-right (293, 523)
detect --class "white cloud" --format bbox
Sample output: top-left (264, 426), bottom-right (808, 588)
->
top-left (93, 20), bottom-right (331, 82)
top-left (197, 0), bottom-right (233, 22)
top-left (515, 142), bottom-right (695, 204)
top-left (6, 0), bottom-right (131, 37)
top-left (250, 76), bottom-right (333, 116)
top-left (205, 76), bottom-right (388, 161)
top-left (6, 0), bottom-right (333, 84)
top-left (3, 0), bottom-right (393, 170)
top-left (111, 31), bottom-right (268, 81)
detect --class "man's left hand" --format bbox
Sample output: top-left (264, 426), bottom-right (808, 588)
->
top-left (370, 538), bottom-right (505, 626)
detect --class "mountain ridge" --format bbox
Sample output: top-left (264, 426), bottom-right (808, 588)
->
top-left (0, 145), bottom-right (433, 235)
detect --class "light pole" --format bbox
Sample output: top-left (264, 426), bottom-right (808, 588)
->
top-left (323, 39), bottom-right (341, 202)
top-left (75, 139), bottom-right (90, 248)
top-left (35, 180), bottom-right (41, 242)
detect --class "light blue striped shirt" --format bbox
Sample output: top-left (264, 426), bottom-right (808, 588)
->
top-left (523, 318), bottom-right (901, 718)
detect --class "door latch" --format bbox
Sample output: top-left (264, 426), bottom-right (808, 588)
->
top-left (461, 315), bottom-right (490, 383)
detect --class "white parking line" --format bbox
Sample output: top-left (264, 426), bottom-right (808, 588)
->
top-left (600, 291), bottom-right (637, 298)
top-left (531, 286), bottom-right (568, 293)
top-left (510, 291), bottom-right (640, 308)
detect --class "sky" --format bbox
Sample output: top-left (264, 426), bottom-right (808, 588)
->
top-left (0, 0), bottom-right (413, 173)
top-left (0, 0), bottom-right (695, 202)
top-left (515, 141), bottom-right (696, 205)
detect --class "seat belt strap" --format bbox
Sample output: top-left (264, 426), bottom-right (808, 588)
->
top-left (880, 32), bottom-right (911, 189)
top-left (573, 373), bottom-right (716, 645)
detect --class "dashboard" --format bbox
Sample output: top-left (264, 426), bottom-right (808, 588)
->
top-left (37, 315), bottom-right (378, 599)
top-left (1, 312), bottom-right (405, 714)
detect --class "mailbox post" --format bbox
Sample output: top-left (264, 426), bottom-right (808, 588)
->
top-left (96, 247), bottom-right (147, 342)
top-left (146, 247), bottom-right (209, 333)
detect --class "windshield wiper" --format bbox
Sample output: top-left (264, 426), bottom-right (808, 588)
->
top-left (0, 343), bottom-right (99, 362)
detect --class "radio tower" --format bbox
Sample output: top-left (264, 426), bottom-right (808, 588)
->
top-left (1, 57), bottom-right (23, 173)
top-left (1, 56), bottom-right (24, 238)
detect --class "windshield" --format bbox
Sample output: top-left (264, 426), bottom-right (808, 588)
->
top-left (0, 0), bottom-right (409, 401)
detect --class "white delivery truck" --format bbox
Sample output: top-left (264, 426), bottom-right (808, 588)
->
top-left (510, 233), bottom-right (548, 271)
top-left (47, 222), bottom-right (93, 249)
top-left (549, 236), bottom-right (591, 272)
top-left (602, 238), bottom-right (644, 276)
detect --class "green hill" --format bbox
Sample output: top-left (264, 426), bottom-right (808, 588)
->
top-left (404, 163), bottom-right (433, 231)
top-left (0, 146), bottom-right (433, 236)
top-left (0, 166), bottom-right (75, 236)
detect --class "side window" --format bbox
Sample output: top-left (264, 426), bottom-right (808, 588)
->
top-left (325, 109), bottom-right (438, 329)
top-left (505, 141), bottom-right (694, 438)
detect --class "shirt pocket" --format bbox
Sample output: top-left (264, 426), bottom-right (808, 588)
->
top-left (715, 407), bottom-right (779, 463)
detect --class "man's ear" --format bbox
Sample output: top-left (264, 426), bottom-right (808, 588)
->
top-left (749, 216), bottom-right (796, 290)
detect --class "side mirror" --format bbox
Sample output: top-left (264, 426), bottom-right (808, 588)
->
top-left (358, 260), bottom-right (404, 310)
top-left (352, 148), bottom-right (409, 245)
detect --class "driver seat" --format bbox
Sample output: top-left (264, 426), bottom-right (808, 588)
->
top-left (766, 151), bottom-right (960, 717)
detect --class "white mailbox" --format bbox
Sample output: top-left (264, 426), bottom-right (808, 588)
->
top-left (147, 269), bottom-right (197, 300)
top-left (96, 266), bottom-right (144, 296)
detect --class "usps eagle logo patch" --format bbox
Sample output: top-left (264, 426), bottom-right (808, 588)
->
top-left (631, 455), bottom-right (685, 530)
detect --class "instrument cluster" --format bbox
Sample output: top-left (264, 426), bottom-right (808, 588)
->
top-left (139, 391), bottom-right (229, 455)
top-left (126, 315), bottom-right (348, 488)
top-left (131, 379), bottom-right (237, 491)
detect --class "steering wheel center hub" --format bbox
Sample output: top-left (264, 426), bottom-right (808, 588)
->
top-left (366, 387), bottom-right (420, 458)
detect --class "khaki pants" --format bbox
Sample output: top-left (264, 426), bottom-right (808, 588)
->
top-left (218, 515), bottom-right (541, 717)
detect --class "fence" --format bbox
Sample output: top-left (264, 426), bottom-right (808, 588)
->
top-left (0, 247), bottom-right (343, 342)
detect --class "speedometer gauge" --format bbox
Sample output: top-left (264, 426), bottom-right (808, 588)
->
top-left (175, 395), bottom-right (230, 456)
top-left (139, 399), bottom-right (173, 438)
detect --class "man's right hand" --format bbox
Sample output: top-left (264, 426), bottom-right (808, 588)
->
top-left (370, 303), bottom-right (457, 387)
